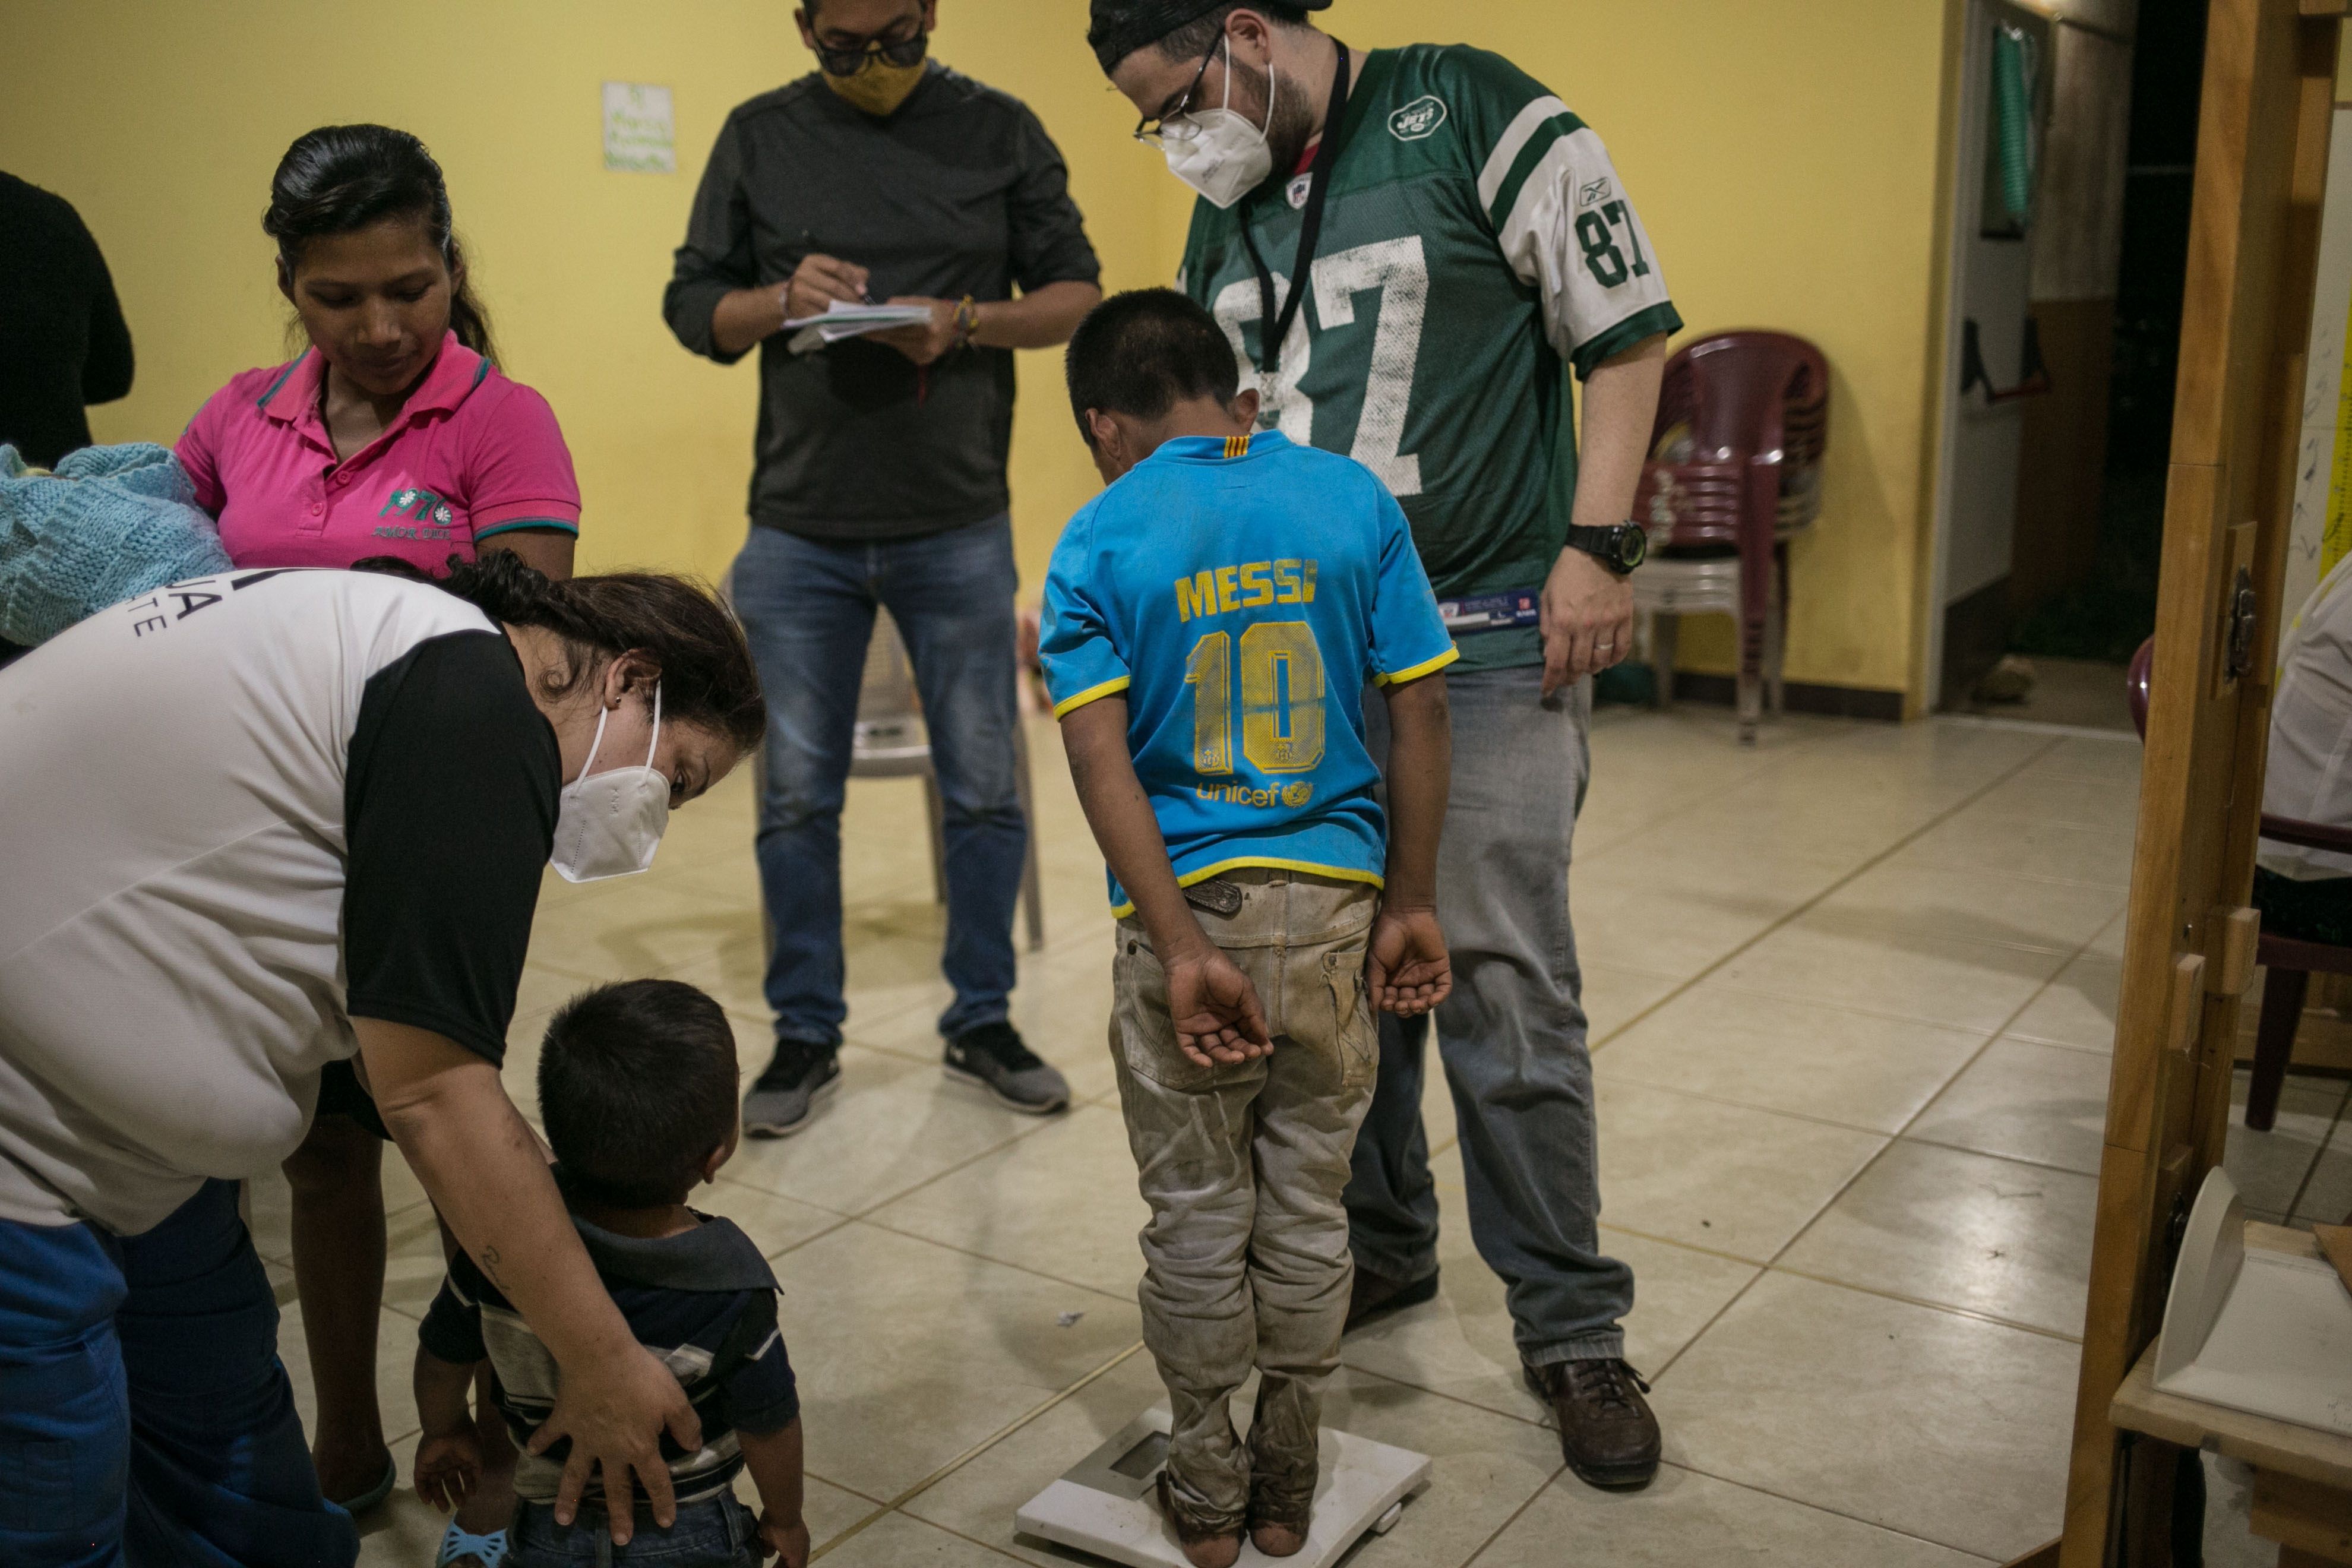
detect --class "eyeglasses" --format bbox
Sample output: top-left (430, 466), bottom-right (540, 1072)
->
top-left (815, 29), bottom-right (928, 77)
top-left (1131, 31), bottom-right (1222, 148)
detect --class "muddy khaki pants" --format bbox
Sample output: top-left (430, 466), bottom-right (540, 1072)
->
top-left (1109, 870), bottom-right (1379, 1536)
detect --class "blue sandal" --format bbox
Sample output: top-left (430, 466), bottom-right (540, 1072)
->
top-left (436, 1522), bottom-right (510, 1568)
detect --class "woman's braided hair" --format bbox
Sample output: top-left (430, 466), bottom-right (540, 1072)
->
top-left (357, 552), bottom-right (766, 757)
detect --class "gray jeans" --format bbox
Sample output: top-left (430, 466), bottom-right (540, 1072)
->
top-left (1346, 665), bottom-right (1633, 1365)
top-left (1109, 870), bottom-right (1379, 1535)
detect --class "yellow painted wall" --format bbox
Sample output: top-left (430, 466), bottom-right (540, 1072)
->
top-left (0, 0), bottom-right (1164, 589)
top-left (1254, 0), bottom-right (1958, 698)
top-left (4, 0), bottom-right (1957, 700)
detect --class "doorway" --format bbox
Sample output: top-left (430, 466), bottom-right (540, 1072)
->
top-left (1929, 0), bottom-right (2057, 712)
top-left (1929, 0), bottom-right (2205, 730)
top-left (2002, 0), bottom-right (2205, 726)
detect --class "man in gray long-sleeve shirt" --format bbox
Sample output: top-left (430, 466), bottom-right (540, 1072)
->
top-left (666, 0), bottom-right (1102, 1135)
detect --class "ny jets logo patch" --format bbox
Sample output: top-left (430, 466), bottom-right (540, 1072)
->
top-left (1387, 95), bottom-right (1448, 141)
top-left (1578, 177), bottom-right (1614, 210)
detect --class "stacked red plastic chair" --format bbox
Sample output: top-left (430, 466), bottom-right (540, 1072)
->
top-left (1629, 331), bottom-right (1829, 744)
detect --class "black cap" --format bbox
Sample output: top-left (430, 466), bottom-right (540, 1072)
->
top-left (1088, 0), bottom-right (1332, 75)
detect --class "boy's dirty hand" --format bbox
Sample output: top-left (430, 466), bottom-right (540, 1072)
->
top-left (413, 1431), bottom-right (482, 1514)
top-left (1368, 908), bottom-right (1452, 1017)
top-left (758, 1510), bottom-right (811, 1567)
top-left (1166, 947), bottom-right (1273, 1067)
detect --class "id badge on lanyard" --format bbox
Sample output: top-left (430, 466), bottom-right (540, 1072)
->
top-left (1238, 43), bottom-right (1352, 377)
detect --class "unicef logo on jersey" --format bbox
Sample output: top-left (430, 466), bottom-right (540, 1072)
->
top-left (1387, 95), bottom-right (1449, 142)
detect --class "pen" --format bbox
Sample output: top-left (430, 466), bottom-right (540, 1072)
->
top-left (799, 229), bottom-right (877, 305)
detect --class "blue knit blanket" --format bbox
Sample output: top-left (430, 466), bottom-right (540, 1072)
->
top-left (0, 442), bottom-right (235, 645)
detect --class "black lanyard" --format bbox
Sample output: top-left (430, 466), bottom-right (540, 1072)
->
top-left (1238, 41), bottom-right (1351, 377)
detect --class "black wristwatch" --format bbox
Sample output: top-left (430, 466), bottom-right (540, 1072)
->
top-left (1564, 522), bottom-right (1647, 576)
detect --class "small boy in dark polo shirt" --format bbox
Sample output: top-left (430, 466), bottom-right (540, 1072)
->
top-left (412, 981), bottom-right (808, 1568)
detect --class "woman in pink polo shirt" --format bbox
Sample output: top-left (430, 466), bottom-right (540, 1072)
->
top-left (175, 124), bottom-right (583, 1547)
top-left (179, 124), bottom-right (579, 582)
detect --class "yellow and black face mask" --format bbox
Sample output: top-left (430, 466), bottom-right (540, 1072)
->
top-left (819, 30), bottom-right (930, 117)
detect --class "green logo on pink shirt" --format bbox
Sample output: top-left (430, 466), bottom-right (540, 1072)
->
top-left (380, 488), bottom-right (454, 527)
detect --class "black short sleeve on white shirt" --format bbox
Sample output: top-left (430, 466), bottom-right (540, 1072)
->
top-left (344, 631), bottom-right (561, 1066)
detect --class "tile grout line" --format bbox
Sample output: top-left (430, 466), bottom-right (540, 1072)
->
top-left (1356, 732), bottom-right (2107, 1471)
top-left (1453, 1456), bottom-right (1570, 1568)
top-left (1633, 734), bottom-right (2075, 1383)
top-left (1893, 1132), bottom-right (2102, 1186)
top-left (1760, 1263), bottom-right (2085, 1345)
top-left (1646, 1455), bottom-right (2012, 1563)
top-left (851, 1213), bottom-right (1146, 1309)
top-left (1590, 1066), bottom-right (2003, 1143)
top-left (2280, 1074), bottom-right (2352, 1223)
top-left (1729, 799), bottom-right (2127, 1366)
top-left (1588, 733), bottom-right (2069, 1052)
top-left (736, 1075), bottom-right (1082, 1254)
top-left (1937, 714), bottom-right (2147, 744)
top-left (808, 1341), bottom-right (1150, 1563)
top-left (1562, 719), bottom-right (1857, 867)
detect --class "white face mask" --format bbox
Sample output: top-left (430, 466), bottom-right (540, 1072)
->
top-left (1161, 39), bottom-right (1276, 210)
top-left (551, 684), bottom-right (671, 883)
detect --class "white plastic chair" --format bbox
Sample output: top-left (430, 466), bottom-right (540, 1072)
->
top-left (851, 609), bottom-right (1046, 952)
top-left (722, 576), bottom-right (1047, 962)
top-left (1635, 555), bottom-right (1785, 732)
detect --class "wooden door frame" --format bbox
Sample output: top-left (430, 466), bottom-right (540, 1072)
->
top-left (2058, 0), bottom-right (2342, 1562)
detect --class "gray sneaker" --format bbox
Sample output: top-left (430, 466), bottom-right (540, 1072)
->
top-left (742, 1038), bottom-right (842, 1137)
top-left (943, 1023), bottom-right (1069, 1114)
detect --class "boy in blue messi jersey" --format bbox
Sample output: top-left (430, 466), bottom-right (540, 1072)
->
top-left (1041, 289), bottom-right (1455, 1568)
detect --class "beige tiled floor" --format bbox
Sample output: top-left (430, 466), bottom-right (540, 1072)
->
top-left (274, 705), bottom-right (2352, 1566)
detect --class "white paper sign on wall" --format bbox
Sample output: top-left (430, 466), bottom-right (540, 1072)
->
top-left (602, 83), bottom-right (675, 173)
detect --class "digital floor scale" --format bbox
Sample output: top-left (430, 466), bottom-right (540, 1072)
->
top-left (1014, 1407), bottom-right (1433, 1568)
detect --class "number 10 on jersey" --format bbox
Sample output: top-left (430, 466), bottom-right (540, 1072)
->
top-left (1186, 621), bottom-right (1327, 776)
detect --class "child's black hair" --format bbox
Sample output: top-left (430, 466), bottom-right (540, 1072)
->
top-left (1064, 287), bottom-right (1242, 450)
top-left (539, 979), bottom-right (739, 1210)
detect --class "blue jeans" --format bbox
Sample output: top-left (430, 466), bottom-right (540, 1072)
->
top-left (0, 1179), bottom-right (359, 1567)
top-left (510, 1495), bottom-right (761, 1567)
top-left (1345, 665), bottom-right (1633, 1366)
top-left (730, 517), bottom-right (1026, 1045)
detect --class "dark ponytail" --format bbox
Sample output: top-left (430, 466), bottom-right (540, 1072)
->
top-left (355, 552), bottom-right (767, 758)
top-left (264, 124), bottom-right (497, 362)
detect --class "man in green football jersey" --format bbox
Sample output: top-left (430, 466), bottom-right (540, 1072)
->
top-left (1090, 0), bottom-right (1678, 1492)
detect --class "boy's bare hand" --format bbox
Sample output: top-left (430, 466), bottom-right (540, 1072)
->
top-left (1367, 908), bottom-right (1452, 1016)
top-left (758, 1510), bottom-right (812, 1567)
top-left (1165, 946), bottom-right (1273, 1067)
top-left (413, 1431), bottom-right (482, 1515)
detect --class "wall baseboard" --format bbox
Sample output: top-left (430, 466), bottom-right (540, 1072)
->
top-left (1662, 672), bottom-right (1905, 723)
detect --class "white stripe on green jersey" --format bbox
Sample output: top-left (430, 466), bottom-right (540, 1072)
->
top-left (1178, 45), bottom-right (1680, 673)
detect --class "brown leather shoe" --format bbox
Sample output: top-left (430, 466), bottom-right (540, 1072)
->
top-left (1344, 1263), bottom-right (1439, 1333)
top-left (1524, 1358), bottom-right (1661, 1489)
